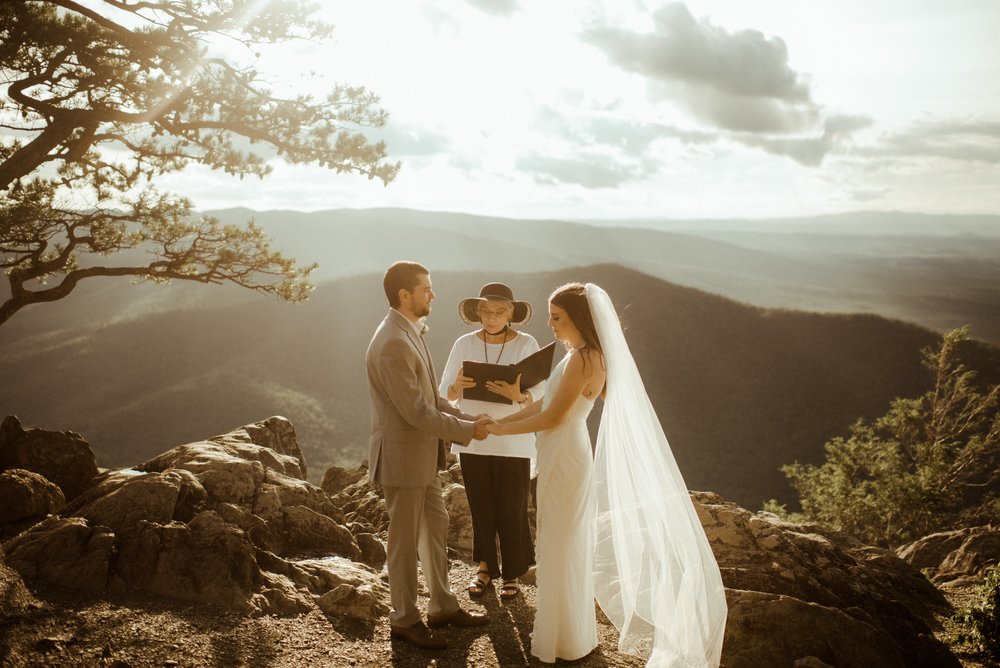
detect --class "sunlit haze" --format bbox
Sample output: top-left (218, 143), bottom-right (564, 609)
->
top-left (129, 1), bottom-right (1000, 218)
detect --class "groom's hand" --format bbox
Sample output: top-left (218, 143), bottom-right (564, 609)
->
top-left (473, 415), bottom-right (495, 440)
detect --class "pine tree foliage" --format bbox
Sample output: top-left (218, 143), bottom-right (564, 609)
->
top-left (1, 1), bottom-right (399, 326)
top-left (782, 328), bottom-right (1000, 547)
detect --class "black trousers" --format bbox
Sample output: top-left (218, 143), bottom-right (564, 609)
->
top-left (459, 452), bottom-right (534, 580)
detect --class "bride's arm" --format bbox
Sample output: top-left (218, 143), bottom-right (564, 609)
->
top-left (496, 397), bottom-right (543, 423)
top-left (488, 351), bottom-right (588, 436)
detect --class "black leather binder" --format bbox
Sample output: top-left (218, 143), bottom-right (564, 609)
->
top-left (462, 342), bottom-right (557, 404)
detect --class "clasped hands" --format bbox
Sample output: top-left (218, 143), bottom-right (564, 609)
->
top-left (473, 414), bottom-right (496, 440)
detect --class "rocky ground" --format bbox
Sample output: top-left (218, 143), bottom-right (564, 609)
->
top-left (1, 556), bottom-right (994, 668)
top-left (1, 556), bottom-right (648, 667)
top-left (3, 415), bottom-right (997, 668)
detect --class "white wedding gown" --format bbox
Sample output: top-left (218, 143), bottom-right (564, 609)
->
top-left (531, 352), bottom-right (599, 663)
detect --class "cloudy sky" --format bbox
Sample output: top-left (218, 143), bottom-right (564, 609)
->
top-left (164, 0), bottom-right (1000, 220)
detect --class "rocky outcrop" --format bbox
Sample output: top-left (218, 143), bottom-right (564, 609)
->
top-left (898, 524), bottom-right (1000, 586)
top-left (2, 417), bottom-right (385, 619)
top-left (0, 415), bottom-right (97, 500)
top-left (323, 462), bottom-right (961, 665)
top-left (694, 492), bottom-right (958, 668)
top-left (327, 461), bottom-right (471, 554)
top-left (328, 461), bottom-right (389, 535)
top-left (0, 468), bottom-right (65, 526)
top-left (0, 416), bottom-right (970, 665)
top-left (113, 511), bottom-right (261, 610)
top-left (320, 462), bottom-right (367, 497)
top-left (4, 516), bottom-right (115, 592)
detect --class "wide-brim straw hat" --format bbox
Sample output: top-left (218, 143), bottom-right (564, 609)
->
top-left (458, 282), bottom-right (532, 326)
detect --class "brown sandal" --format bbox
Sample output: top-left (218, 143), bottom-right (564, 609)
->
top-left (467, 570), bottom-right (492, 598)
top-left (499, 580), bottom-right (520, 600)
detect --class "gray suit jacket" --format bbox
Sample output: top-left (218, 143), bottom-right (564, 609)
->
top-left (366, 309), bottom-right (475, 487)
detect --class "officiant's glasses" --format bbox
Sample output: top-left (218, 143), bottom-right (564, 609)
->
top-left (477, 305), bottom-right (511, 319)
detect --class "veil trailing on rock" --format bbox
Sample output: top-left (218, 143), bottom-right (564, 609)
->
top-left (587, 283), bottom-right (728, 667)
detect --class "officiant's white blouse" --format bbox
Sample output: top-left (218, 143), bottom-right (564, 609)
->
top-left (439, 331), bottom-right (544, 462)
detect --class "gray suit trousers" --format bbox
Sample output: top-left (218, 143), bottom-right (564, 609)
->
top-left (383, 480), bottom-right (460, 626)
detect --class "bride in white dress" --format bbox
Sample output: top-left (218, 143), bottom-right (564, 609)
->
top-left (487, 283), bottom-right (728, 667)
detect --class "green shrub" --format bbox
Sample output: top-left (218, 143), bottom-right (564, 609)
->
top-left (781, 328), bottom-right (1000, 547)
top-left (953, 566), bottom-right (1000, 662)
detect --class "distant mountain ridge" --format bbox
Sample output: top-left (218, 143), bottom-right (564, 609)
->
top-left (207, 208), bottom-right (1000, 343)
top-left (4, 263), bottom-right (998, 508)
top-left (4, 207), bottom-right (998, 341)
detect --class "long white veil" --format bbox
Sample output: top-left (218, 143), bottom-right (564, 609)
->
top-left (587, 283), bottom-right (728, 667)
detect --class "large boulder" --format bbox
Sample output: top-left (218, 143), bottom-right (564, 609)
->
top-left (211, 416), bottom-right (307, 480)
top-left (4, 516), bottom-right (114, 592)
top-left (65, 469), bottom-right (208, 535)
top-left (3, 418), bottom-right (378, 619)
top-left (0, 416), bottom-right (97, 500)
top-left (139, 441), bottom-right (267, 505)
top-left (723, 590), bottom-right (906, 667)
top-left (272, 505), bottom-right (361, 560)
top-left (320, 461), bottom-right (367, 496)
top-left (113, 510), bottom-right (261, 611)
top-left (138, 422), bottom-right (359, 559)
top-left (331, 474), bottom-right (389, 535)
top-left (693, 493), bottom-right (959, 668)
top-left (0, 468), bottom-right (65, 526)
top-left (255, 551), bottom-right (390, 621)
top-left (897, 524), bottom-right (1000, 586)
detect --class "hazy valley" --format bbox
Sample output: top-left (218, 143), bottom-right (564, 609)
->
top-left (4, 209), bottom-right (1000, 508)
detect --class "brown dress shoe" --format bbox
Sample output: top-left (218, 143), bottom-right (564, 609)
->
top-left (389, 621), bottom-right (448, 649)
top-left (426, 607), bottom-right (489, 629)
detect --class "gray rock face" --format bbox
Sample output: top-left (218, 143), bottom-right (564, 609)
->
top-left (693, 492), bottom-right (959, 668)
top-left (0, 468), bottom-right (65, 525)
top-left (4, 516), bottom-right (114, 592)
top-left (229, 416), bottom-right (307, 480)
top-left (114, 511), bottom-right (260, 611)
top-left (0, 416), bottom-right (98, 500)
top-left (1, 415), bottom-right (968, 664)
top-left (255, 551), bottom-right (389, 621)
top-left (442, 481), bottom-right (473, 556)
top-left (724, 590), bottom-right (906, 668)
top-left (69, 469), bottom-right (208, 535)
top-left (331, 471), bottom-right (388, 535)
top-left (320, 462), bottom-right (367, 496)
top-left (897, 524), bottom-right (1000, 586)
top-left (4, 418), bottom-right (382, 618)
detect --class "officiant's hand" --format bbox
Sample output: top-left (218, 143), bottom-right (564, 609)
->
top-left (485, 373), bottom-right (524, 403)
top-left (448, 366), bottom-right (477, 401)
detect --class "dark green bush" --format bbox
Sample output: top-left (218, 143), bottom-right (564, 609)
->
top-left (953, 566), bottom-right (1000, 662)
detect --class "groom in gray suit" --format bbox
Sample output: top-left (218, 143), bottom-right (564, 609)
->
top-left (367, 261), bottom-right (490, 650)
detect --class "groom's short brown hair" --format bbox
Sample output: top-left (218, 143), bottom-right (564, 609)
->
top-left (384, 261), bottom-right (429, 308)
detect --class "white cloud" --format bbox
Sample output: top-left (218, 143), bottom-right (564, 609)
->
top-left (737, 114), bottom-right (872, 167)
top-left (464, 0), bottom-right (519, 16)
top-left (583, 3), bottom-right (817, 132)
top-left (865, 119), bottom-right (1000, 164)
top-left (580, 3), bottom-right (876, 167)
top-left (515, 153), bottom-right (654, 189)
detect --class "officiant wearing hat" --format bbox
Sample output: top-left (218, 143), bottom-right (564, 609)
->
top-left (439, 282), bottom-right (543, 600)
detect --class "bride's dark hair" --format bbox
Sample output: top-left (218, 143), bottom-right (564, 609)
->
top-left (551, 283), bottom-right (606, 395)
top-left (550, 283), bottom-right (604, 381)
